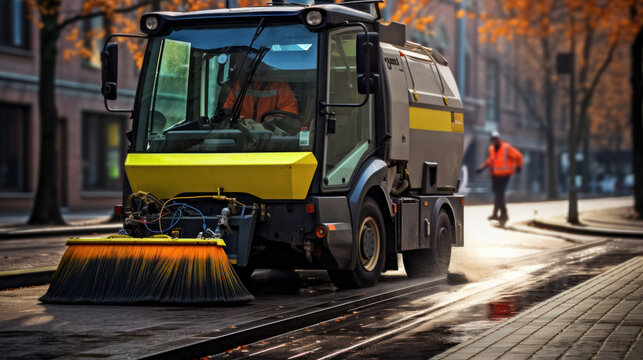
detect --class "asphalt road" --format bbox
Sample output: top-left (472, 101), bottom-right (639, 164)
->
top-left (211, 240), bottom-right (642, 359)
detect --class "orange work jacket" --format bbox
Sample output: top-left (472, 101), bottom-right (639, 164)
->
top-left (224, 80), bottom-right (298, 122)
top-left (485, 141), bottom-right (524, 177)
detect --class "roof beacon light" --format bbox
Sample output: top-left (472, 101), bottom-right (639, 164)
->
top-left (305, 10), bottom-right (323, 26)
top-left (145, 16), bottom-right (159, 31)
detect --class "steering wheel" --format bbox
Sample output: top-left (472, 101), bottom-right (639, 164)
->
top-left (260, 110), bottom-right (301, 135)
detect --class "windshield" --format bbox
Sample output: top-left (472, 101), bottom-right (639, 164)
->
top-left (135, 23), bottom-right (318, 153)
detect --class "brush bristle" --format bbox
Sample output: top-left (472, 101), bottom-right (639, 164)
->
top-left (40, 244), bottom-right (254, 305)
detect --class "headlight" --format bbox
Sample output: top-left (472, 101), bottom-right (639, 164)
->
top-left (305, 10), bottom-right (323, 26)
top-left (145, 16), bottom-right (159, 31)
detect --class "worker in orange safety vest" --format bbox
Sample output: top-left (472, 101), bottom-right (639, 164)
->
top-left (476, 131), bottom-right (524, 223)
top-left (224, 79), bottom-right (298, 123)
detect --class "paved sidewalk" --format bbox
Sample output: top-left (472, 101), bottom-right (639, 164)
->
top-left (434, 256), bottom-right (643, 359)
top-left (0, 210), bottom-right (120, 239)
top-left (0, 209), bottom-right (113, 226)
top-left (532, 201), bottom-right (643, 238)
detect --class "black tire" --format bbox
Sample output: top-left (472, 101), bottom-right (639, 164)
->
top-left (328, 198), bottom-right (386, 289)
top-left (403, 210), bottom-right (453, 277)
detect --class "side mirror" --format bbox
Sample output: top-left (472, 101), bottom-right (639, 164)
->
top-left (356, 32), bottom-right (380, 94)
top-left (101, 43), bottom-right (118, 100)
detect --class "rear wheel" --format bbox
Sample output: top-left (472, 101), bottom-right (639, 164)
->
top-left (403, 210), bottom-right (453, 277)
top-left (328, 198), bottom-right (386, 289)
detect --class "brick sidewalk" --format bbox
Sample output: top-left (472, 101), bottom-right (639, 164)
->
top-left (434, 256), bottom-right (643, 360)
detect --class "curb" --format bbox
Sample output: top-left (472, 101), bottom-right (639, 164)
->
top-left (532, 219), bottom-right (643, 238)
top-left (0, 224), bottom-right (122, 240)
top-left (0, 267), bottom-right (56, 290)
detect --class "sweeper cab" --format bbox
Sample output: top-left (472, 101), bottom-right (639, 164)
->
top-left (42, 1), bottom-right (465, 305)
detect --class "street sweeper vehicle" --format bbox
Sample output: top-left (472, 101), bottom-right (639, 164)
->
top-left (41, 1), bottom-right (465, 305)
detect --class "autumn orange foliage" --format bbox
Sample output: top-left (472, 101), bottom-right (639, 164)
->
top-left (54, 0), bottom-right (228, 68)
top-left (589, 48), bottom-right (631, 150)
top-left (476, 0), bottom-right (641, 45)
top-left (388, 0), bottom-right (434, 31)
top-left (54, 0), bottom-right (440, 69)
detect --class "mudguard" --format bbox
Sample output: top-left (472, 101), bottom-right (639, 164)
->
top-left (312, 196), bottom-right (353, 269)
top-left (346, 157), bottom-right (392, 268)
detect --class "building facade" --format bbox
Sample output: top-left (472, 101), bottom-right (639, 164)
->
top-left (0, 0), bottom-right (564, 213)
top-left (0, 0), bottom-right (138, 211)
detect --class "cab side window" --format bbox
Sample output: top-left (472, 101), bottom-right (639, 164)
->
top-left (152, 39), bottom-right (191, 131)
top-left (324, 28), bottom-right (374, 189)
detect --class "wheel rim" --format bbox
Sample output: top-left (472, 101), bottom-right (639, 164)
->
top-left (358, 216), bottom-right (380, 272)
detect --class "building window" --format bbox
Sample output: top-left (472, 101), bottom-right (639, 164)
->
top-left (485, 59), bottom-right (499, 130)
top-left (0, 0), bottom-right (30, 49)
top-left (0, 103), bottom-right (29, 191)
top-left (82, 112), bottom-right (127, 191)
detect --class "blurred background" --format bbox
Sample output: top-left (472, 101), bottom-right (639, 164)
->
top-left (0, 0), bottom-right (640, 222)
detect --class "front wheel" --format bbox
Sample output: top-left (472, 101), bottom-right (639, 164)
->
top-left (328, 198), bottom-right (386, 289)
top-left (403, 209), bottom-right (453, 277)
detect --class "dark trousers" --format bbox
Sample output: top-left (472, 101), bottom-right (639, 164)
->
top-left (492, 176), bottom-right (511, 219)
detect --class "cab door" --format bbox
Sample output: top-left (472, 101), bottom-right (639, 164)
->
top-left (323, 27), bottom-right (375, 190)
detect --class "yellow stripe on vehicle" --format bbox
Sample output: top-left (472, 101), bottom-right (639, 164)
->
top-left (452, 112), bottom-right (464, 132)
top-left (125, 152), bottom-right (318, 200)
top-left (409, 107), bottom-right (464, 133)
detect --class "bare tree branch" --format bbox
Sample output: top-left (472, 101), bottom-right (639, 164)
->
top-left (501, 64), bottom-right (549, 132)
top-left (578, 19), bottom-right (594, 93)
top-left (575, 39), bottom-right (618, 144)
top-left (58, 0), bottom-right (153, 31)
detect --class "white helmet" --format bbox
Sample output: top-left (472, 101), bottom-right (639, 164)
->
top-left (490, 130), bottom-right (500, 139)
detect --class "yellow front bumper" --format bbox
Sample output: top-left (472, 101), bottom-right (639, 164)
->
top-left (125, 152), bottom-right (318, 200)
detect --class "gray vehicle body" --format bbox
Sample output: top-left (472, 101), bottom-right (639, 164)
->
top-left (309, 21), bottom-right (465, 271)
top-left (116, 4), bottom-right (465, 275)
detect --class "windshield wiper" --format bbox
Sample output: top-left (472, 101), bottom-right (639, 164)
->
top-left (228, 18), bottom-right (265, 124)
top-left (229, 47), bottom-right (270, 126)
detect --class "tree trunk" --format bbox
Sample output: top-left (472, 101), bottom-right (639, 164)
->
top-left (28, 11), bottom-right (64, 225)
top-left (632, 24), bottom-right (643, 217)
top-left (543, 38), bottom-right (559, 199)
top-left (568, 18), bottom-right (579, 224)
top-left (581, 112), bottom-right (590, 194)
top-left (544, 79), bottom-right (559, 199)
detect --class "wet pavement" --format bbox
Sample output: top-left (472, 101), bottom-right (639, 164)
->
top-left (0, 198), bottom-right (637, 359)
top-left (0, 270), bottom-right (441, 359)
top-left (209, 240), bottom-right (643, 359)
top-left (0, 236), bottom-right (68, 272)
top-left (436, 254), bottom-right (643, 360)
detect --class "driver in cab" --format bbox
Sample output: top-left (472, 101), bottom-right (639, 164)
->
top-left (224, 63), bottom-right (299, 126)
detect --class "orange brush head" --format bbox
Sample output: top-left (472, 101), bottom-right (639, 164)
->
top-left (41, 244), bottom-right (253, 305)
